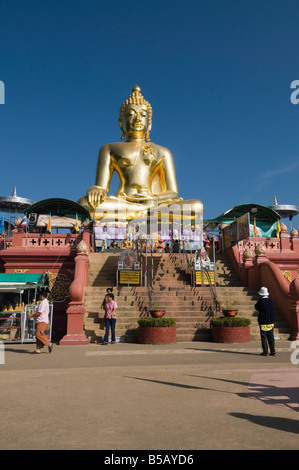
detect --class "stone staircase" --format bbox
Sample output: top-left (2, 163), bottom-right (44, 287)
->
top-left (83, 253), bottom-right (139, 343)
top-left (83, 251), bottom-right (291, 343)
top-left (83, 252), bottom-right (216, 343)
top-left (135, 253), bottom-right (216, 342)
top-left (215, 253), bottom-right (291, 340)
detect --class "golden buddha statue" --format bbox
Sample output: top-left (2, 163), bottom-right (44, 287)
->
top-left (78, 86), bottom-right (203, 226)
top-left (120, 233), bottom-right (134, 249)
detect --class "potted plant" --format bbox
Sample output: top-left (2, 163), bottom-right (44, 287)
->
top-left (149, 301), bottom-right (165, 318)
top-left (137, 317), bottom-right (176, 344)
top-left (222, 299), bottom-right (238, 317)
top-left (211, 316), bottom-right (251, 343)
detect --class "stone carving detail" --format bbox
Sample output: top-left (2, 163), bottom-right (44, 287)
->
top-left (242, 249), bottom-right (253, 260)
top-left (255, 243), bottom-right (265, 255)
top-left (282, 271), bottom-right (292, 283)
top-left (76, 240), bottom-right (88, 254)
top-left (47, 272), bottom-right (72, 303)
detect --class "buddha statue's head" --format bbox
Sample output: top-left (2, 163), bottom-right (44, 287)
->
top-left (119, 85), bottom-right (152, 141)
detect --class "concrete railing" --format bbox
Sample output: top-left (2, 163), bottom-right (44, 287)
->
top-left (225, 230), bottom-right (299, 340)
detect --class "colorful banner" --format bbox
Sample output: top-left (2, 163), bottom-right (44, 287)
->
top-left (223, 213), bottom-right (250, 248)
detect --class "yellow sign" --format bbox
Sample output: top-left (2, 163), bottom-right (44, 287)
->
top-left (119, 270), bottom-right (140, 285)
top-left (195, 271), bottom-right (214, 286)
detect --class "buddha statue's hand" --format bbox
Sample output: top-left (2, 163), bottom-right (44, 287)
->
top-left (155, 190), bottom-right (180, 202)
top-left (125, 193), bottom-right (153, 202)
top-left (120, 189), bottom-right (153, 203)
top-left (87, 186), bottom-right (107, 210)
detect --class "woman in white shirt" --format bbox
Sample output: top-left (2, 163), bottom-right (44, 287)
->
top-left (29, 290), bottom-right (53, 354)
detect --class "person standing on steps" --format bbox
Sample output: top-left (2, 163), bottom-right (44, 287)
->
top-left (103, 293), bottom-right (117, 344)
top-left (101, 287), bottom-right (113, 311)
top-left (255, 287), bottom-right (276, 356)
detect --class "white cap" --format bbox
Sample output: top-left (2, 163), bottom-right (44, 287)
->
top-left (258, 287), bottom-right (269, 296)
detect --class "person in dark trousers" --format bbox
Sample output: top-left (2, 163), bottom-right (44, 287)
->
top-left (103, 293), bottom-right (117, 344)
top-left (255, 287), bottom-right (276, 356)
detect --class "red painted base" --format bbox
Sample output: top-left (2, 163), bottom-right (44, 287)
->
top-left (59, 312), bottom-right (88, 345)
top-left (212, 326), bottom-right (251, 343)
top-left (59, 334), bottom-right (89, 345)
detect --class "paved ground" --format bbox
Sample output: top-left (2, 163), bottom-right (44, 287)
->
top-left (0, 339), bottom-right (299, 451)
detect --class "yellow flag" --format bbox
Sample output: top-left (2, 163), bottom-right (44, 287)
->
top-left (74, 214), bottom-right (79, 232)
top-left (276, 220), bottom-right (280, 238)
top-left (253, 218), bottom-right (257, 237)
top-left (47, 216), bottom-right (52, 234)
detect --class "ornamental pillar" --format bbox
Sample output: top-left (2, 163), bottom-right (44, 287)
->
top-left (250, 244), bottom-right (267, 288)
top-left (290, 228), bottom-right (299, 254)
top-left (279, 223), bottom-right (290, 251)
top-left (81, 229), bottom-right (92, 251)
top-left (241, 249), bottom-right (253, 286)
top-left (60, 241), bottom-right (89, 345)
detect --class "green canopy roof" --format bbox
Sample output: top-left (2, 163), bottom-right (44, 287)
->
top-left (207, 203), bottom-right (281, 224)
top-left (0, 273), bottom-right (48, 291)
top-left (24, 198), bottom-right (91, 222)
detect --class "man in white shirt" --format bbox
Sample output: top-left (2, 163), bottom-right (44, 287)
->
top-left (29, 290), bottom-right (53, 354)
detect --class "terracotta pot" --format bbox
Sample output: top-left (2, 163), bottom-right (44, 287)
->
top-left (222, 309), bottom-right (238, 318)
top-left (149, 309), bottom-right (165, 318)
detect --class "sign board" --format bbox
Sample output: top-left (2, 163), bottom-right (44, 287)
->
top-left (223, 213), bottom-right (250, 249)
top-left (119, 270), bottom-right (140, 285)
top-left (195, 271), bottom-right (215, 286)
top-left (119, 249), bottom-right (137, 269)
top-left (37, 215), bottom-right (80, 229)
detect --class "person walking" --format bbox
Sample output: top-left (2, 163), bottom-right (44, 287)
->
top-left (29, 290), bottom-right (53, 354)
top-left (103, 293), bottom-right (117, 344)
top-left (255, 287), bottom-right (276, 356)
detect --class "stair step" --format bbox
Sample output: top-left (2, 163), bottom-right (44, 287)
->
top-left (83, 251), bottom-right (291, 343)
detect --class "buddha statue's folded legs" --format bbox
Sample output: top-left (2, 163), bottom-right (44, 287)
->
top-left (78, 193), bottom-right (203, 227)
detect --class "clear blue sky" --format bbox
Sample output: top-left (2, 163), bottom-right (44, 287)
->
top-left (0, 0), bottom-right (299, 222)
